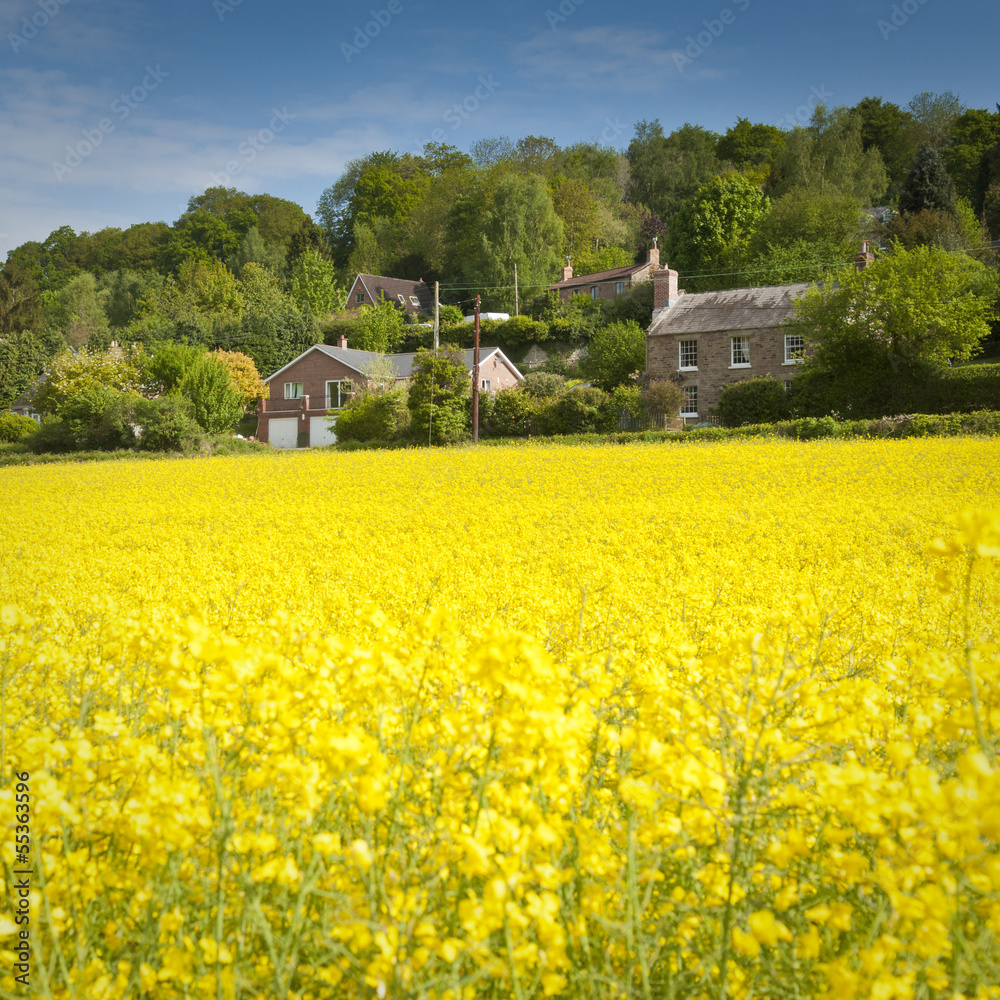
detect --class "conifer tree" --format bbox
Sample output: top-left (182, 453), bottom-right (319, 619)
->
top-left (898, 144), bottom-right (958, 216)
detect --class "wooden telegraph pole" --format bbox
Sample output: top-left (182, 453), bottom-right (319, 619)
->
top-left (433, 280), bottom-right (440, 350)
top-left (472, 294), bottom-right (481, 443)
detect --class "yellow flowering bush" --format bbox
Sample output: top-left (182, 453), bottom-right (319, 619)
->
top-left (0, 438), bottom-right (998, 999)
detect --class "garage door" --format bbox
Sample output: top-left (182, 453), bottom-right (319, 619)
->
top-left (269, 417), bottom-right (299, 449)
top-left (310, 415), bottom-right (337, 447)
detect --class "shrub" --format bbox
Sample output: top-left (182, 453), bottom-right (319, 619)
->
top-left (180, 356), bottom-right (244, 432)
top-left (553, 386), bottom-right (613, 434)
top-left (581, 320), bottom-right (647, 391)
top-left (0, 413), bottom-right (38, 443)
top-left (134, 395), bottom-right (203, 452)
top-left (718, 375), bottom-right (791, 427)
top-left (521, 371), bottom-right (566, 399)
top-left (334, 390), bottom-right (409, 443)
top-left (933, 364), bottom-right (1000, 412)
top-left (641, 377), bottom-right (685, 421)
top-left (29, 387), bottom-right (139, 453)
top-left (488, 387), bottom-right (533, 437)
top-left (497, 315), bottom-right (549, 346)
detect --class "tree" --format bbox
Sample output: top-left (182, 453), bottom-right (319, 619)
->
top-left (289, 249), bottom-right (346, 316)
top-left (179, 355), bottom-right (244, 432)
top-left (234, 227), bottom-right (287, 278)
top-left (943, 108), bottom-right (1000, 203)
top-left (351, 295), bottom-right (406, 354)
top-left (665, 175), bottom-right (769, 291)
top-left (908, 90), bottom-right (964, 150)
top-left (471, 173), bottom-right (564, 312)
top-left (407, 346), bottom-right (469, 445)
top-left (851, 96), bottom-right (920, 201)
top-left (580, 320), bottom-right (647, 391)
top-left (552, 178), bottom-right (602, 263)
top-left (31, 346), bottom-right (146, 414)
top-left (898, 144), bottom-right (958, 217)
top-left (0, 261), bottom-right (43, 336)
top-left (716, 119), bottom-right (786, 170)
top-left (789, 243), bottom-right (998, 371)
top-left (144, 343), bottom-right (204, 394)
top-left (42, 272), bottom-right (111, 348)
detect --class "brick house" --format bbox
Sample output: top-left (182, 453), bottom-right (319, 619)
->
top-left (548, 245), bottom-right (663, 303)
top-left (645, 267), bottom-right (811, 423)
top-left (256, 338), bottom-right (524, 447)
top-left (345, 274), bottom-right (434, 316)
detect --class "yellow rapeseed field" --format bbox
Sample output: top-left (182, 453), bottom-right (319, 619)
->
top-left (1, 437), bottom-right (998, 1000)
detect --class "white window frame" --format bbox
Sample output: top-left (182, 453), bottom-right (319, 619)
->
top-left (680, 385), bottom-right (698, 417)
top-left (481, 379), bottom-right (492, 391)
top-left (409, 295), bottom-right (421, 307)
top-left (284, 382), bottom-right (303, 399)
top-left (355, 292), bottom-right (365, 304)
top-left (326, 380), bottom-right (349, 409)
top-left (784, 333), bottom-right (805, 364)
top-left (590, 285), bottom-right (599, 300)
top-left (730, 336), bottom-right (750, 368)
top-left (679, 340), bottom-right (698, 371)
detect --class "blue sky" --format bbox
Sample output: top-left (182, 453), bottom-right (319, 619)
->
top-left (1, 0), bottom-right (997, 256)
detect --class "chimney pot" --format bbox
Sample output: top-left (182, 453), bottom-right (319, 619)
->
top-left (647, 243), bottom-right (660, 270)
top-left (560, 257), bottom-right (573, 282)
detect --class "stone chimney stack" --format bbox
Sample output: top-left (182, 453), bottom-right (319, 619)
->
top-left (560, 257), bottom-right (573, 282)
top-left (653, 265), bottom-right (679, 310)
top-left (648, 238), bottom-right (660, 271)
top-left (337, 334), bottom-right (348, 349)
top-left (855, 240), bottom-right (875, 272)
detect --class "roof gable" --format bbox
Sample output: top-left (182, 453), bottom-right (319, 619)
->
top-left (549, 261), bottom-right (649, 290)
top-left (353, 273), bottom-right (433, 313)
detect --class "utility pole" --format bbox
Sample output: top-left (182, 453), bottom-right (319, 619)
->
top-left (472, 294), bottom-right (481, 444)
top-left (513, 262), bottom-right (519, 316)
top-left (433, 280), bottom-right (440, 350)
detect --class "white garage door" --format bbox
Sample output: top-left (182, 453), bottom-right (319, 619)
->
top-left (310, 415), bottom-right (337, 447)
top-left (269, 417), bottom-right (299, 449)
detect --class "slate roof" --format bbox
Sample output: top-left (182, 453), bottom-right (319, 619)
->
top-left (549, 261), bottom-right (649, 291)
top-left (265, 346), bottom-right (523, 383)
top-left (647, 283), bottom-right (810, 336)
top-left (350, 274), bottom-right (434, 314)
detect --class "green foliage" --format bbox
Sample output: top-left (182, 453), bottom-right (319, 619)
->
top-left (717, 375), bottom-right (791, 427)
top-left (234, 227), bottom-right (287, 279)
top-left (898, 144), bottom-right (958, 216)
top-left (133, 395), bottom-right (203, 452)
top-left (933, 364), bottom-right (1000, 413)
top-left (717, 119), bottom-right (786, 169)
top-left (289, 249), bottom-right (346, 316)
top-left (521, 371), bottom-right (566, 399)
top-left (351, 295), bottom-right (406, 353)
top-left (488, 387), bottom-right (534, 436)
top-left (0, 413), bottom-right (38, 442)
top-left (332, 389), bottom-right (409, 443)
top-left (943, 107), bottom-right (1000, 203)
top-left (553, 386), bottom-right (613, 434)
top-left (144, 343), bottom-right (204, 394)
top-left (641, 377), bottom-right (685, 419)
top-left (852, 96), bottom-right (920, 201)
top-left (665, 174), bottom-right (769, 291)
top-left (42, 271), bottom-right (111, 348)
top-left (42, 386), bottom-right (140, 452)
top-left (0, 261), bottom-right (43, 336)
top-left (159, 211), bottom-right (241, 273)
top-left (580, 320), bottom-right (647, 390)
top-left (0, 330), bottom-right (57, 411)
top-left (407, 346), bottom-right (470, 445)
top-left (494, 315), bottom-right (548, 346)
top-left (179, 356), bottom-right (244, 432)
top-left (32, 346), bottom-right (146, 414)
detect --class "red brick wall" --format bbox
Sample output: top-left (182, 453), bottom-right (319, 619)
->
top-left (646, 327), bottom-right (804, 419)
top-left (476, 353), bottom-right (520, 391)
top-left (265, 349), bottom-right (365, 410)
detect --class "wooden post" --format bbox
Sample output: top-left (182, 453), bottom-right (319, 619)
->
top-left (472, 294), bottom-right (481, 444)
top-left (433, 280), bottom-right (440, 349)
top-left (514, 262), bottom-right (519, 316)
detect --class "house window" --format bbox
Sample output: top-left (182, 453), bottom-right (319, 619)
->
top-left (284, 382), bottom-right (303, 399)
top-left (784, 334), bottom-right (805, 364)
top-left (731, 336), bottom-right (750, 367)
top-left (409, 295), bottom-right (421, 307)
top-left (679, 340), bottom-right (698, 371)
top-left (397, 293), bottom-right (406, 305)
top-left (680, 385), bottom-right (698, 417)
top-left (590, 285), bottom-right (599, 300)
top-left (615, 281), bottom-right (625, 295)
top-left (326, 380), bottom-right (350, 409)
top-left (355, 293), bottom-right (365, 304)
top-left (481, 379), bottom-right (492, 391)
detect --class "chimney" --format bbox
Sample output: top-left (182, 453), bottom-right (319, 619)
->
top-left (648, 238), bottom-right (660, 271)
top-left (653, 266), bottom-right (679, 310)
top-left (337, 334), bottom-right (348, 349)
top-left (560, 256), bottom-right (573, 282)
top-left (855, 240), bottom-right (875, 272)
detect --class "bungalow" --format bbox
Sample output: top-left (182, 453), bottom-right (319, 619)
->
top-left (548, 244), bottom-right (662, 303)
top-left (256, 337), bottom-right (524, 448)
top-left (345, 273), bottom-right (434, 316)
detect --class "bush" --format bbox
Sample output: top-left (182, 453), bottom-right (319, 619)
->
top-left (488, 387), bottom-right (533, 437)
top-left (642, 378), bottom-right (685, 421)
top-left (334, 390), bottom-right (409, 443)
top-left (180, 356), bottom-right (244, 432)
top-left (496, 315), bottom-right (548, 346)
top-left (580, 320), bottom-right (647, 391)
top-left (0, 413), bottom-right (38, 443)
top-left (933, 364), bottom-right (1000, 412)
top-left (718, 375), bottom-right (791, 427)
top-left (553, 386), bottom-right (613, 434)
top-left (134, 396), bottom-right (203, 452)
top-left (521, 371), bottom-right (566, 399)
